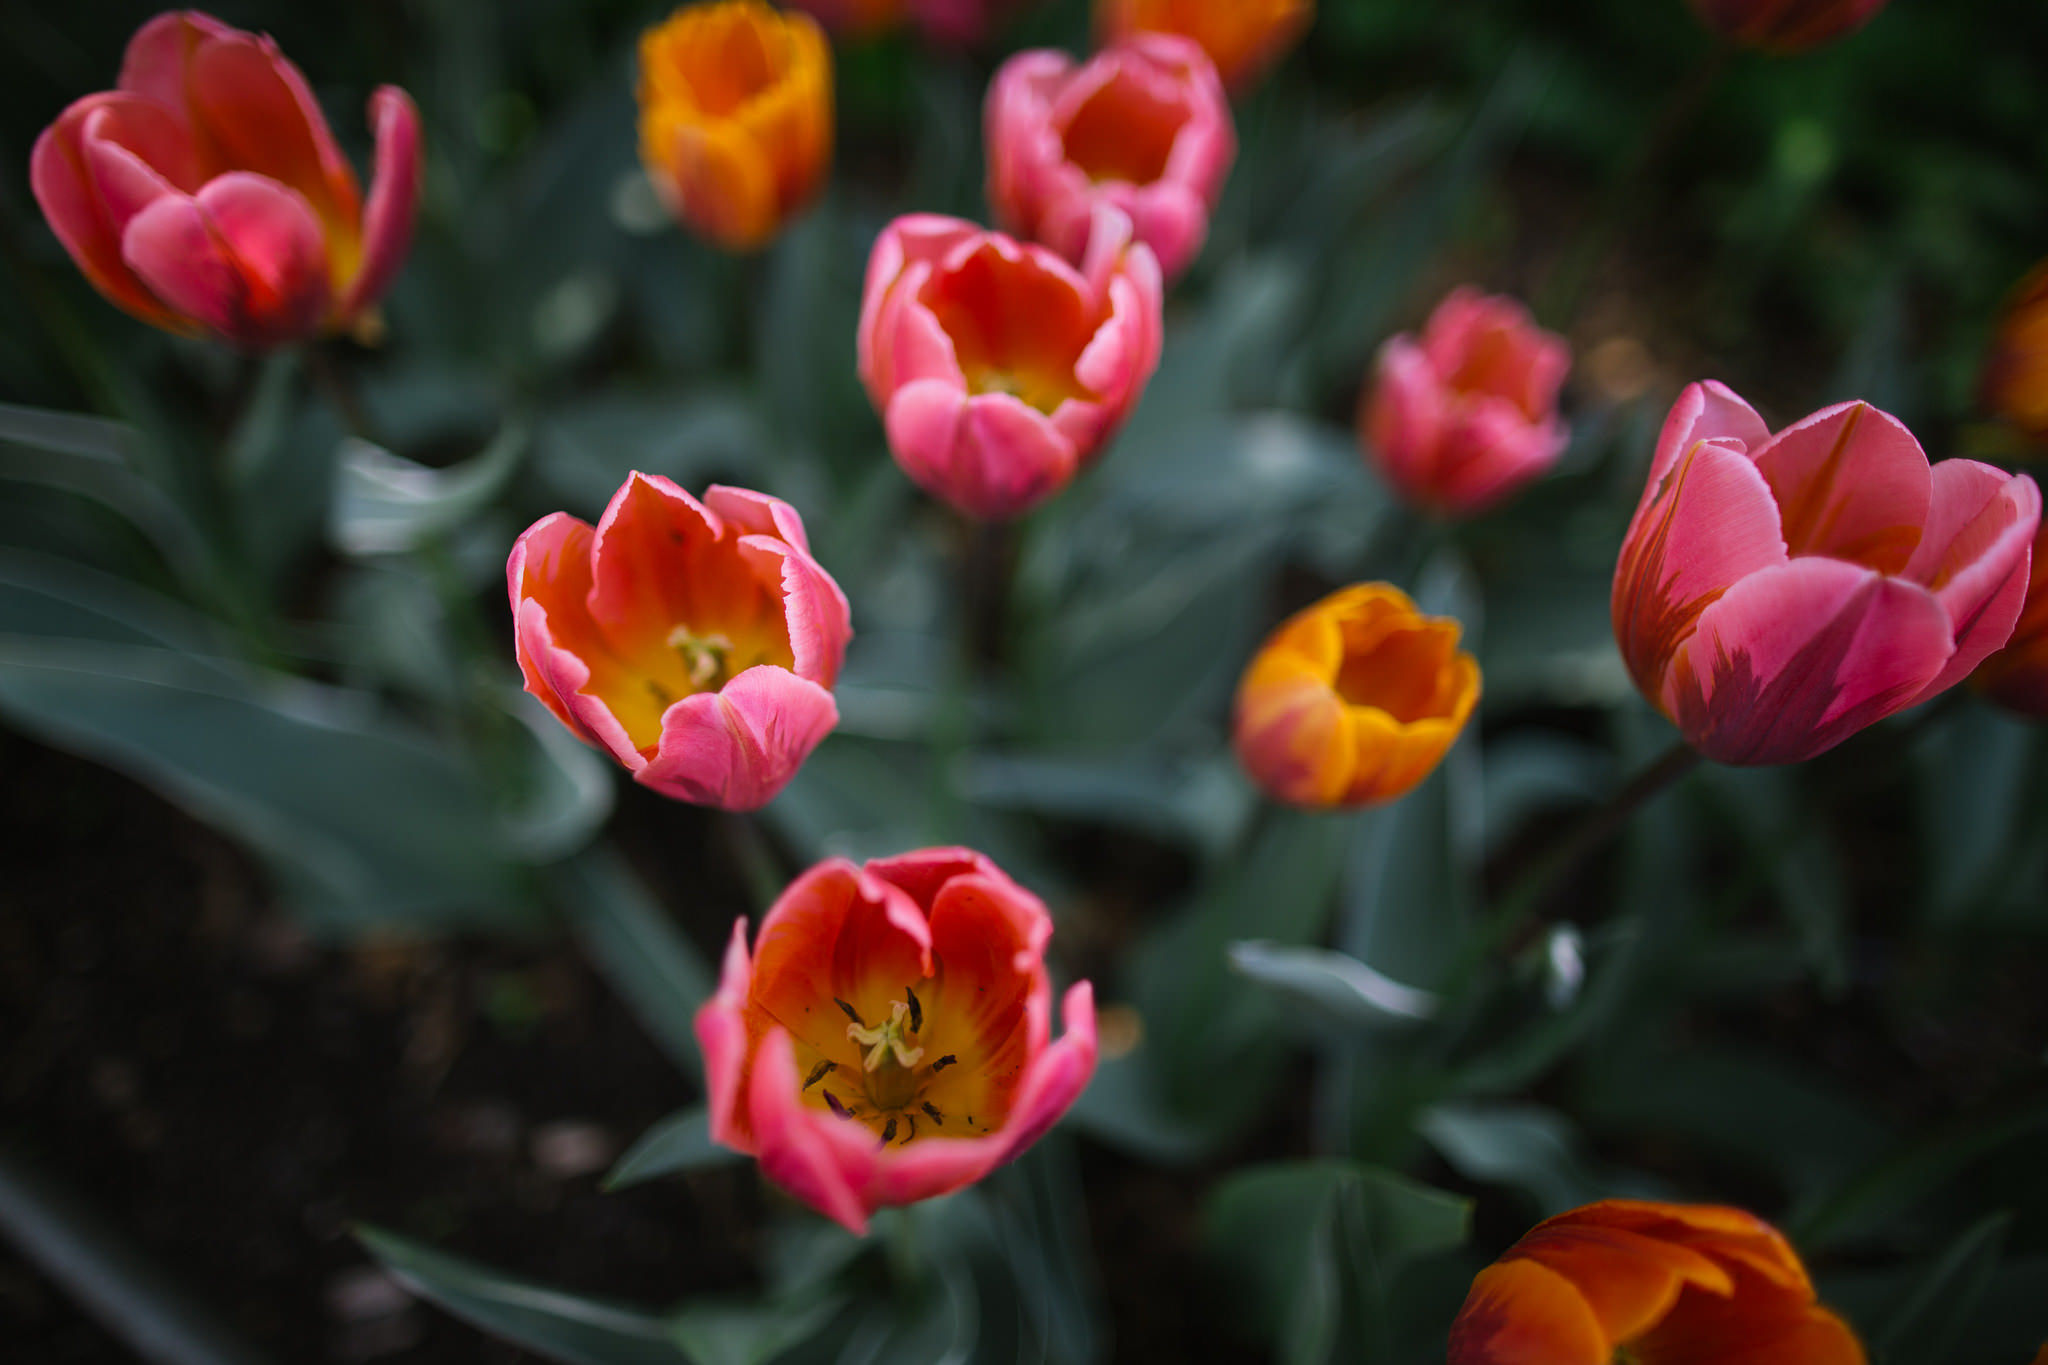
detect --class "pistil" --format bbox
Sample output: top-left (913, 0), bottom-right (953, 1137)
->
top-left (667, 625), bottom-right (735, 689)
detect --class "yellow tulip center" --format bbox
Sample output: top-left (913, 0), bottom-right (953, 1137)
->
top-left (801, 987), bottom-right (987, 1147)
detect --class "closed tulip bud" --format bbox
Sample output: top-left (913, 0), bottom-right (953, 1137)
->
top-left (858, 208), bottom-right (1164, 521)
top-left (29, 10), bottom-right (422, 349)
top-left (986, 36), bottom-right (1234, 282)
top-left (1234, 584), bottom-right (1481, 808)
top-left (508, 474), bottom-right (852, 811)
top-left (636, 1), bottom-right (832, 251)
top-left (1097, 0), bottom-right (1312, 93)
top-left (1973, 517), bottom-right (2048, 718)
top-left (1687, 0), bottom-right (1889, 53)
top-left (1363, 287), bottom-right (1571, 517)
top-left (1983, 261), bottom-right (2048, 449)
top-left (697, 848), bottom-right (1097, 1234)
top-left (1613, 383), bottom-right (2040, 765)
top-left (1451, 1200), bottom-right (1865, 1364)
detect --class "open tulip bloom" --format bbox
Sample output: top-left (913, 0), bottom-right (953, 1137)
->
top-left (508, 474), bottom-right (852, 811)
top-left (1613, 383), bottom-right (2040, 766)
top-left (697, 848), bottom-right (1098, 1235)
top-left (858, 208), bottom-right (1164, 521)
top-left (30, 10), bottom-right (422, 349)
top-left (987, 33), bottom-right (1235, 282)
top-left (1450, 1199), bottom-right (1865, 1364)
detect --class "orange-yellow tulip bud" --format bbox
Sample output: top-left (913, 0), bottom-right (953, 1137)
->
top-left (636, 1), bottom-right (832, 252)
top-left (1233, 583), bottom-right (1480, 808)
top-left (1097, 0), bottom-right (1312, 93)
top-left (1983, 260), bottom-right (2048, 450)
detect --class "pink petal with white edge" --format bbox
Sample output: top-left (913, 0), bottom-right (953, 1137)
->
top-left (642, 666), bottom-right (839, 810)
top-left (121, 172), bottom-right (331, 346)
top-left (746, 1029), bottom-right (872, 1234)
top-left (1903, 465), bottom-right (2041, 701)
top-left (1639, 381), bottom-right (1773, 510)
top-left (341, 86), bottom-right (423, 319)
top-left (1664, 558), bottom-right (1953, 765)
top-left (1752, 401), bottom-right (1931, 573)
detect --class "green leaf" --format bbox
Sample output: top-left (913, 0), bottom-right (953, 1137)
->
top-left (500, 690), bottom-right (616, 864)
top-left (1418, 1105), bottom-right (1626, 1216)
top-left (1227, 941), bottom-right (1440, 1028)
top-left (329, 421), bottom-right (527, 557)
top-left (358, 1225), bottom-right (683, 1365)
top-left (668, 1297), bottom-right (840, 1365)
top-left (552, 846), bottom-right (718, 1078)
top-left (605, 1108), bottom-right (742, 1191)
top-left (1873, 1212), bottom-right (2012, 1365)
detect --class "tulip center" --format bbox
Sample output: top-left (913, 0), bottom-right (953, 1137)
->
top-left (805, 987), bottom-right (982, 1147)
top-left (1332, 618), bottom-right (1463, 724)
top-left (667, 625), bottom-right (736, 690)
top-left (923, 246), bottom-right (1098, 415)
top-left (1061, 76), bottom-right (1184, 187)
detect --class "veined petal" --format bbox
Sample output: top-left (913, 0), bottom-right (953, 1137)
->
top-left (1752, 401), bottom-right (1930, 573)
top-left (641, 666), bottom-right (838, 809)
top-left (121, 172), bottom-right (332, 346)
top-left (1903, 464), bottom-right (2041, 701)
top-left (746, 1029), bottom-right (872, 1234)
top-left (340, 86), bottom-right (423, 319)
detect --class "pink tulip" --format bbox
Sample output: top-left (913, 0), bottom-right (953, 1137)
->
top-left (29, 10), bottom-right (422, 349)
top-left (508, 474), bottom-right (852, 811)
top-left (1613, 383), bottom-right (2041, 765)
top-left (697, 847), bottom-right (1098, 1235)
top-left (986, 35), bottom-right (1235, 281)
top-left (857, 208), bottom-right (1164, 520)
top-left (1362, 288), bottom-right (1571, 517)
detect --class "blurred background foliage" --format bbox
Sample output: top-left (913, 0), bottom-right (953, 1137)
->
top-left (2, 0), bottom-right (2045, 1362)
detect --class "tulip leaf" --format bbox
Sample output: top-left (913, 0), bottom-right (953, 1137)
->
top-left (358, 1225), bottom-right (686, 1365)
top-left (551, 847), bottom-right (717, 1079)
top-left (1418, 1104), bottom-right (1646, 1216)
top-left (1227, 940), bottom-right (1441, 1028)
top-left (499, 689), bottom-right (615, 864)
top-left (329, 420), bottom-right (527, 558)
top-left (604, 1108), bottom-right (742, 1191)
top-left (667, 1297), bottom-right (842, 1365)
top-left (1872, 1211), bottom-right (2011, 1365)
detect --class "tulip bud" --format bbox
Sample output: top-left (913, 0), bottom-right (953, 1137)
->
top-left (1686, 0), bottom-right (1889, 53)
top-left (508, 474), bottom-right (853, 811)
top-left (697, 848), bottom-right (1097, 1235)
top-left (857, 209), bottom-right (1164, 521)
top-left (1451, 1200), bottom-right (1866, 1364)
top-left (1972, 517), bottom-right (2048, 718)
top-left (987, 35), bottom-right (1235, 282)
top-left (1234, 584), bottom-right (1481, 808)
top-left (1097, 0), bottom-right (1312, 93)
top-left (1982, 260), bottom-right (2048, 450)
top-left (1362, 288), bottom-right (1571, 517)
top-left (29, 10), bottom-right (422, 349)
top-left (1613, 383), bottom-right (2040, 765)
top-left (636, 1), bottom-right (832, 251)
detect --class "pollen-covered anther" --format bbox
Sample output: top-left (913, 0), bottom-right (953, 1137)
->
top-left (846, 997), bottom-right (926, 1073)
top-left (802, 1059), bottom-right (836, 1090)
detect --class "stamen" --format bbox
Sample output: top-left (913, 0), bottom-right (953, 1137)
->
top-left (666, 626), bottom-right (734, 689)
top-left (823, 1091), bottom-right (851, 1119)
top-left (845, 999), bottom-right (925, 1072)
top-left (803, 1060), bottom-right (836, 1090)
top-left (835, 998), bottom-right (865, 1027)
top-left (931, 1055), bottom-right (958, 1074)
top-left (905, 986), bottom-right (922, 1033)
top-left (879, 1116), bottom-right (898, 1146)
top-left (901, 1114), bottom-right (917, 1144)
top-left (922, 1102), bottom-right (944, 1126)
top-left (646, 681), bottom-right (674, 708)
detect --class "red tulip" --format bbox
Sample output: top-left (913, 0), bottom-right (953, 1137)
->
top-left (697, 848), bottom-right (1097, 1234)
top-left (1451, 1199), bottom-right (1865, 1365)
top-left (1613, 383), bottom-right (2039, 764)
top-left (30, 10), bottom-right (421, 348)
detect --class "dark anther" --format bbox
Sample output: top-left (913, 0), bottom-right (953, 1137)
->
top-left (905, 986), bottom-right (923, 1033)
top-left (823, 1091), bottom-right (851, 1119)
top-left (803, 1059), bottom-right (836, 1090)
top-left (922, 1102), bottom-right (944, 1125)
top-left (879, 1116), bottom-right (898, 1146)
top-left (902, 1114), bottom-right (917, 1143)
top-left (835, 998), bottom-right (865, 1026)
top-left (931, 1054), bottom-right (958, 1074)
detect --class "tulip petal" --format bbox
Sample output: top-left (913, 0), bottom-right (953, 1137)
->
top-left (1640, 380), bottom-right (1773, 508)
top-left (1903, 464), bottom-right (2041, 701)
top-left (1511, 1223), bottom-right (1734, 1344)
top-left (1752, 402), bottom-right (1929, 573)
top-left (1613, 435), bottom-right (1789, 694)
top-left (1663, 558), bottom-right (1952, 765)
top-left (1449, 1258), bottom-right (1610, 1365)
top-left (746, 1029), bottom-right (872, 1234)
top-left (746, 859), bottom-right (933, 1061)
top-left (1366, 336), bottom-right (1448, 488)
top-left (341, 86), bottom-right (423, 319)
top-left (641, 665), bottom-right (838, 810)
top-left (1634, 1278), bottom-right (1866, 1365)
top-left (698, 919), bottom-right (756, 1150)
top-left (179, 26), bottom-right (363, 233)
top-left (121, 172), bottom-right (332, 346)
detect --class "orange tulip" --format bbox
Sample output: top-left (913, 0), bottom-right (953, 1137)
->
top-left (1983, 260), bottom-right (2048, 450)
top-left (636, 1), bottom-right (832, 251)
top-left (1973, 515), bottom-right (2048, 718)
top-left (1451, 1200), bottom-right (1865, 1365)
top-left (1232, 583), bottom-right (1479, 808)
top-left (1097, 0), bottom-right (1312, 93)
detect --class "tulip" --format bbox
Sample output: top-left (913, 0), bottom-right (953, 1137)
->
top-left (1362, 287), bottom-right (1571, 517)
top-left (697, 847), bottom-right (1097, 1234)
top-left (1982, 260), bottom-right (2048, 449)
top-left (857, 208), bottom-right (1164, 520)
top-left (1096, 0), bottom-right (1312, 93)
top-left (1973, 516), bottom-right (2048, 718)
top-left (785, 0), bottom-right (1015, 46)
top-left (508, 474), bottom-right (852, 811)
top-left (1451, 1199), bottom-right (1865, 1364)
top-left (987, 36), bottom-right (1233, 283)
top-left (636, 1), bottom-right (832, 251)
top-left (1686, 0), bottom-right (1889, 53)
top-left (1613, 383), bottom-right (2040, 766)
top-left (29, 10), bottom-right (421, 349)
top-left (1234, 583), bottom-right (1480, 808)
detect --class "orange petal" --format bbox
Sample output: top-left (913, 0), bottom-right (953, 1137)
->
top-left (1511, 1222), bottom-right (1734, 1345)
top-left (1449, 1258), bottom-right (1610, 1365)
